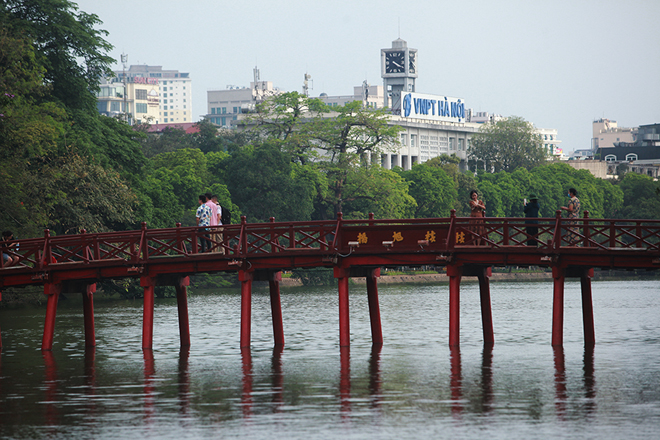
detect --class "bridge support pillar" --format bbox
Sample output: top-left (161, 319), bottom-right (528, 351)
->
top-left (141, 276), bottom-right (156, 350)
top-left (365, 268), bottom-right (383, 346)
top-left (41, 283), bottom-right (62, 351)
top-left (551, 267), bottom-right (565, 346)
top-left (239, 270), bottom-right (253, 349)
top-left (334, 267), bottom-right (350, 347)
top-left (477, 267), bottom-right (494, 346)
top-left (447, 265), bottom-right (462, 347)
top-left (176, 277), bottom-right (191, 348)
top-left (82, 283), bottom-right (96, 348)
top-left (580, 268), bottom-right (595, 346)
top-left (268, 272), bottom-right (285, 347)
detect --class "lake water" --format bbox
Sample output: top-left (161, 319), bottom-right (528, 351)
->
top-left (0, 279), bottom-right (659, 439)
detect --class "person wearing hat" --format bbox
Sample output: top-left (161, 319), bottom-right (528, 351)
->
top-left (523, 193), bottom-right (540, 246)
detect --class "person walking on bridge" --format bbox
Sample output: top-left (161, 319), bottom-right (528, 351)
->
top-left (523, 193), bottom-right (540, 246)
top-left (560, 188), bottom-right (581, 246)
top-left (469, 190), bottom-right (487, 245)
top-left (196, 194), bottom-right (212, 253)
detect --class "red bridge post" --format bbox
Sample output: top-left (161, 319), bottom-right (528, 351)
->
top-left (478, 267), bottom-right (495, 346)
top-left (141, 276), bottom-right (156, 350)
top-left (41, 283), bottom-right (62, 351)
top-left (176, 277), bottom-right (191, 348)
top-left (366, 268), bottom-right (383, 346)
top-left (82, 283), bottom-right (96, 348)
top-left (335, 267), bottom-right (351, 347)
top-left (551, 266), bottom-right (565, 346)
top-left (580, 268), bottom-right (595, 346)
top-left (268, 271), bottom-right (285, 347)
top-left (239, 270), bottom-right (253, 349)
top-left (447, 264), bottom-right (462, 347)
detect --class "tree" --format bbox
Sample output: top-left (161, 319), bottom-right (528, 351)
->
top-left (2, 0), bottom-right (114, 112)
top-left (468, 116), bottom-right (547, 173)
top-left (311, 101), bottom-right (404, 216)
top-left (245, 91), bottom-right (329, 164)
top-left (220, 142), bottom-right (322, 222)
top-left (618, 173), bottom-right (660, 219)
top-left (398, 164), bottom-right (456, 218)
top-left (339, 165), bottom-right (416, 220)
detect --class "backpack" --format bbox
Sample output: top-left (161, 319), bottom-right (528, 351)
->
top-left (220, 205), bottom-right (231, 225)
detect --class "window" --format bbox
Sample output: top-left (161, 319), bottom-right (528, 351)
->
top-left (449, 137), bottom-right (455, 150)
top-left (222, 117), bottom-right (227, 126)
top-left (458, 138), bottom-right (464, 151)
top-left (400, 134), bottom-right (407, 145)
top-left (135, 89), bottom-right (147, 100)
top-left (110, 101), bottom-right (120, 112)
top-left (163, 99), bottom-right (167, 104)
top-left (164, 111), bottom-right (168, 116)
top-left (211, 108), bottom-right (216, 115)
top-left (233, 107), bottom-right (238, 113)
top-left (605, 154), bottom-right (617, 162)
top-left (163, 87), bottom-right (167, 91)
top-left (410, 135), bottom-right (416, 148)
top-left (136, 103), bottom-right (147, 113)
top-left (222, 107), bottom-right (227, 114)
top-left (626, 153), bottom-right (638, 161)
top-left (164, 118), bottom-right (168, 122)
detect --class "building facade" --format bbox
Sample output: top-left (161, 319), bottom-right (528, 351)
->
top-left (591, 118), bottom-right (635, 150)
top-left (96, 77), bottom-right (160, 124)
top-left (114, 65), bottom-right (192, 124)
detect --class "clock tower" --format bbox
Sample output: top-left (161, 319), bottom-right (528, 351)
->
top-left (381, 38), bottom-right (417, 113)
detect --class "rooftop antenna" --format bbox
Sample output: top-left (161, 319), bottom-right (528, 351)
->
top-left (253, 66), bottom-right (260, 102)
top-left (303, 73), bottom-right (312, 96)
top-left (398, 17), bottom-right (400, 38)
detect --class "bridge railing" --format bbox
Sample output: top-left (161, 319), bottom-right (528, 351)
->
top-left (2, 214), bottom-right (660, 272)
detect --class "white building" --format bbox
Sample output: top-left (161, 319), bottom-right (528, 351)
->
top-left (115, 65), bottom-right (192, 124)
top-left (96, 77), bottom-right (160, 124)
top-left (206, 68), bottom-right (281, 128)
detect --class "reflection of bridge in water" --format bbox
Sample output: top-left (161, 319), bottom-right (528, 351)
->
top-left (1, 211), bottom-right (659, 351)
top-left (37, 344), bottom-right (596, 422)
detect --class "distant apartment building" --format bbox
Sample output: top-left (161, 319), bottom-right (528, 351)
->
top-left (206, 72), bottom-right (280, 128)
top-left (114, 65), bottom-right (192, 124)
top-left (536, 127), bottom-right (564, 159)
top-left (318, 83), bottom-right (385, 109)
top-left (591, 118), bottom-right (635, 150)
top-left (96, 77), bottom-right (160, 124)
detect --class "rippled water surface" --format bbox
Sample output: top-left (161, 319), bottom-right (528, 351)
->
top-left (1, 279), bottom-right (659, 439)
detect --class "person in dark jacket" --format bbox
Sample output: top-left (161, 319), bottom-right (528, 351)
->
top-left (523, 193), bottom-right (540, 246)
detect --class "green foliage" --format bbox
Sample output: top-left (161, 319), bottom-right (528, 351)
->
top-left (2, 0), bottom-right (115, 112)
top-left (41, 149), bottom-right (138, 234)
top-left (618, 173), bottom-right (660, 219)
top-left (291, 267), bottom-right (335, 286)
top-left (341, 165), bottom-right (417, 219)
top-left (398, 163), bottom-right (456, 218)
top-left (468, 116), bottom-right (547, 173)
top-left (220, 142), bottom-right (318, 222)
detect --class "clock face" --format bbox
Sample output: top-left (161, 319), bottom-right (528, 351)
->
top-left (408, 52), bottom-right (416, 74)
top-left (385, 51), bottom-right (405, 74)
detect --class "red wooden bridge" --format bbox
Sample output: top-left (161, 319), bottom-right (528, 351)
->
top-left (1, 211), bottom-right (659, 352)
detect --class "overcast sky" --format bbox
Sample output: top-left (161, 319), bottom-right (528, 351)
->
top-left (73, 0), bottom-right (660, 154)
